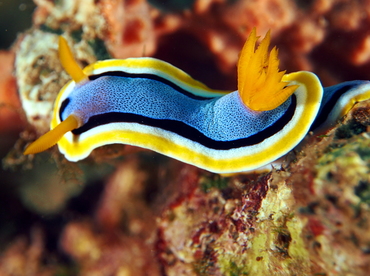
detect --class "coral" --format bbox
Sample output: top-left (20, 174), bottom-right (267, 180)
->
top-left (16, 31), bottom-right (72, 133)
top-left (0, 228), bottom-right (55, 276)
top-left (153, 0), bottom-right (370, 86)
top-left (273, 0), bottom-right (370, 85)
top-left (16, 159), bottom-right (84, 215)
top-left (61, 221), bottom-right (161, 276)
top-left (155, 172), bottom-right (312, 275)
top-left (0, 50), bottom-right (25, 134)
top-left (100, 0), bottom-right (157, 58)
top-left (60, 160), bottom-right (162, 275)
top-left (287, 102), bottom-right (370, 275)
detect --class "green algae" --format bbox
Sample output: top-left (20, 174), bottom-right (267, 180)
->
top-left (200, 175), bottom-right (229, 193)
top-left (87, 38), bottom-right (111, 61)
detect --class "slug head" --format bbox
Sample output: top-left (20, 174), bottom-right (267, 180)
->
top-left (24, 115), bottom-right (81, 155)
top-left (24, 37), bottom-right (86, 155)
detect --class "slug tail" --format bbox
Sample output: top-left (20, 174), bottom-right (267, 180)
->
top-left (238, 28), bottom-right (299, 111)
top-left (24, 115), bottom-right (80, 155)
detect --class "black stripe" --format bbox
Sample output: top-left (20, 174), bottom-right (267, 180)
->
top-left (70, 95), bottom-right (298, 150)
top-left (310, 84), bottom-right (354, 131)
top-left (89, 71), bottom-right (215, 100)
top-left (59, 72), bottom-right (220, 124)
top-left (59, 98), bottom-right (70, 122)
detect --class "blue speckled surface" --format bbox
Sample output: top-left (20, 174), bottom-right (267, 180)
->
top-left (62, 76), bottom-right (290, 141)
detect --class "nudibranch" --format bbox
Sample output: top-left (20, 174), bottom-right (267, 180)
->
top-left (311, 80), bottom-right (370, 134)
top-left (24, 29), bottom-right (324, 173)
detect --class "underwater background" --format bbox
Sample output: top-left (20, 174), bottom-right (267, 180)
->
top-left (2, 0), bottom-right (370, 275)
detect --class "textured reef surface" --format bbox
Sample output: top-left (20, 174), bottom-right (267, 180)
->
top-left (2, 0), bottom-right (370, 275)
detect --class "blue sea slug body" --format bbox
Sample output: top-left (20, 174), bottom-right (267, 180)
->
top-left (24, 29), bottom-right (370, 173)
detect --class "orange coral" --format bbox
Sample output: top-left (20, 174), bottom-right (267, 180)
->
top-left (61, 222), bottom-right (161, 275)
top-left (0, 228), bottom-right (55, 276)
top-left (0, 51), bottom-right (24, 133)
